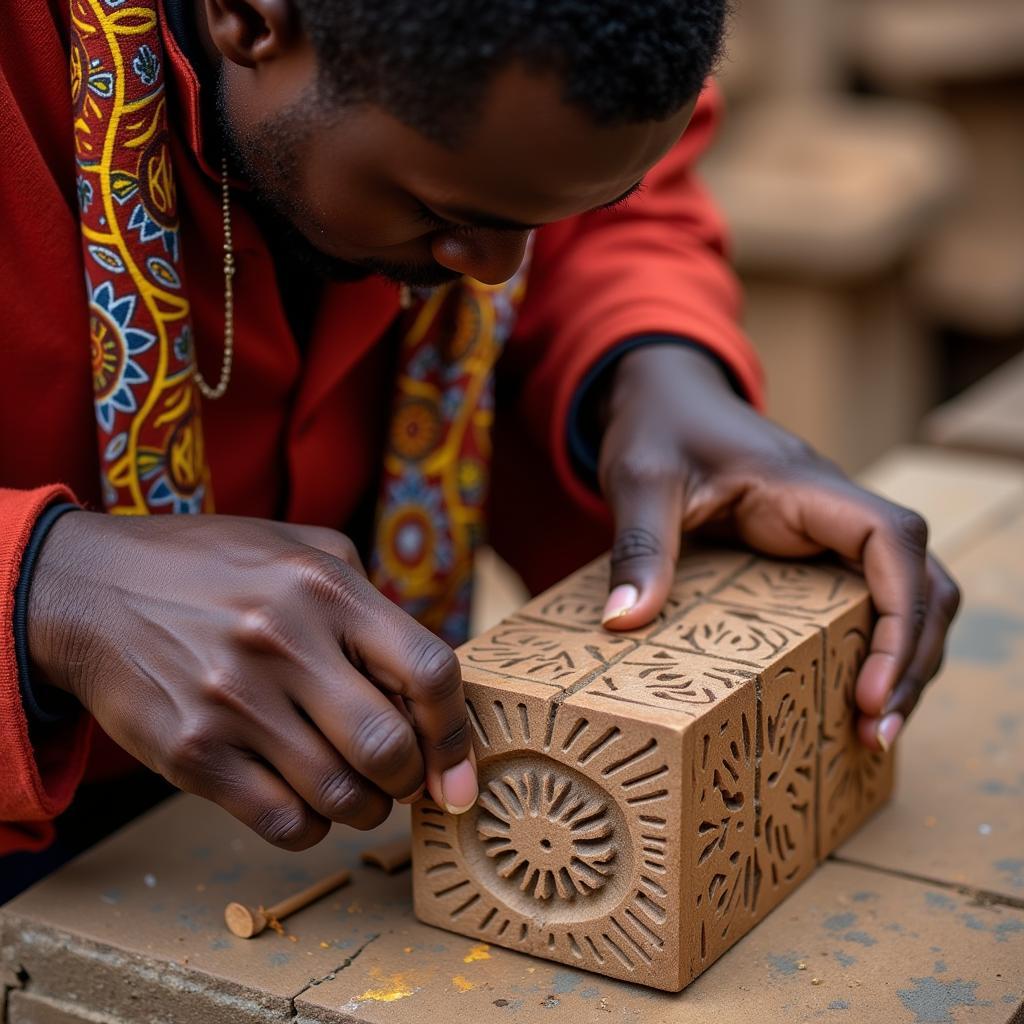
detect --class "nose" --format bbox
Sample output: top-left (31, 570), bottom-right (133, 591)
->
top-left (431, 229), bottom-right (531, 286)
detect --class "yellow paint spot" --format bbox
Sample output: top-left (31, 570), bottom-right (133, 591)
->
top-left (347, 901), bottom-right (363, 914)
top-left (452, 975), bottom-right (474, 992)
top-left (320, 942), bottom-right (331, 949)
top-left (353, 971), bottom-right (415, 1004)
top-left (404, 946), bottom-right (414, 954)
top-left (463, 943), bottom-right (491, 963)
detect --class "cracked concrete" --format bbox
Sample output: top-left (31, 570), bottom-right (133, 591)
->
top-left (288, 934), bottom-right (381, 1011)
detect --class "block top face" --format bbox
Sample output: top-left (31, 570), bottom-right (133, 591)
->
top-left (458, 548), bottom-right (870, 730)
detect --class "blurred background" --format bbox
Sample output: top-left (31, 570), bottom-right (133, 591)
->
top-left (473, 0), bottom-right (1024, 632)
top-left (704, 0), bottom-right (1024, 472)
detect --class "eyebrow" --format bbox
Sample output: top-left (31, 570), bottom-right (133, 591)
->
top-left (428, 180), bottom-right (646, 233)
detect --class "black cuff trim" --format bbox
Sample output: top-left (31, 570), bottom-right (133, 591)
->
top-left (566, 335), bottom-right (742, 492)
top-left (14, 503), bottom-right (82, 728)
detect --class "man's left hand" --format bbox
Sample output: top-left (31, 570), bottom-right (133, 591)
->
top-left (597, 344), bottom-right (961, 752)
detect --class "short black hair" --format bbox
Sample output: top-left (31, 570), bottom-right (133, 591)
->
top-left (293, 1), bottom-right (729, 143)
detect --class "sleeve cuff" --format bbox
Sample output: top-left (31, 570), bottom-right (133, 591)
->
top-left (566, 334), bottom-right (745, 492)
top-left (14, 502), bottom-right (82, 730)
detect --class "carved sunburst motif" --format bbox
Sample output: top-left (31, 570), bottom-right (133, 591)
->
top-left (476, 768), bottom-right (616, 901)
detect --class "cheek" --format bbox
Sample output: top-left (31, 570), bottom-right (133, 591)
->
top-left (298, 148), bottom-right (427, 251)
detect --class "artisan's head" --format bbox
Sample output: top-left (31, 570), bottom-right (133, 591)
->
top-left (198, 0), bottom-right (728, 285)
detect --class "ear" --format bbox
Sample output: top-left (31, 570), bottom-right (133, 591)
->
top-left (203, 0), bottom-right (299, 69)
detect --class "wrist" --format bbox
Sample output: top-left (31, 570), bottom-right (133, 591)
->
top-left (609, 342), bottom-right (735, 421)
top-left (27, 509), bottom-right (89, 698)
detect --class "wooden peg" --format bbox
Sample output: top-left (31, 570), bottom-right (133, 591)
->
top-left (224, 867), bottom-right (351, 938)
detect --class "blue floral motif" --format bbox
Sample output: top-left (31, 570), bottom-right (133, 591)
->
top-left (127, 203), bottom-right (179, 261)
top-left (406, 346), bottom-right (441, 381)
top-left (173, 326), bottom-right (193, 366)
top-left (132, 45), bottom-right (160, 88)
top-left (88, 276), bottom-right (157, 433)
top-left (146, 474), bottom-right (206, 515)
top-left (379, 469), bottom-right (453, 573)
top-left (76, 176), bottom-right (94, 214)
top-left (441, 385), bottom-right (466, 420)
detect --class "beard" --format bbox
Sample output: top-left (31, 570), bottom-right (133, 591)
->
top-left (215, 78), bottom-right (461, 288)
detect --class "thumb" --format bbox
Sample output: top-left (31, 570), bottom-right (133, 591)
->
top-left (602, 464), bottom-right (684, 631)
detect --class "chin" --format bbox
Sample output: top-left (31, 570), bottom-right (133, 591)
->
top-left (359, 260), bottom-right (464, 288)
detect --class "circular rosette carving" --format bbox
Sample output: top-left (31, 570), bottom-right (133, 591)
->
top-left (476, 768), bottom-right (616, 902)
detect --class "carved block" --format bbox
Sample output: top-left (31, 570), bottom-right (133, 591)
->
top-left (411, 548), bottom-right (893, 991)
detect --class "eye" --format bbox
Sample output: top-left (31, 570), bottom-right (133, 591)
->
top-left (413, 203), bottom-right (452, 230)
top-left (413, 202), bottom-right (477, 237)
top-left (600, 181), bottom-right (647, 213)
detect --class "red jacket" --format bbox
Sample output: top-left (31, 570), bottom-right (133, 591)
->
top-left (0, 3), bottom-right (762, 854)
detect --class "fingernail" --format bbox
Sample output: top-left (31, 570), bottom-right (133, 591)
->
top-left (441, 759), bottom-right (478, 815)
top-left (602, 584), bottom-right (639, 624)
top-left (397, 785), bottom-right (425, 806)
top-left (876, 713), bottom-right (904, 752)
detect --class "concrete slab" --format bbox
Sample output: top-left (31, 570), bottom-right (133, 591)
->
top-left (837, 502), bottom-right (1024, 899)
top-left (1, 799), bottom-right (410, 1023)
top-left (297, 861), bottom-right (1024, 1024)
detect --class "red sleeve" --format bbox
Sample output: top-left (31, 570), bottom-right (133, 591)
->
top-left (507, 81), bottom-right (764, 516)
top-left (0, 487), bottom-right (93, 855)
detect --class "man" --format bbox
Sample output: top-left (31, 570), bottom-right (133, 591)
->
top-left (0, 0), bottom-right (959, 892)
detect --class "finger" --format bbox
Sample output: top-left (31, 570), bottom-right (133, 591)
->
top-left (788, 482), bottom-right (931, 718)
top-left (601, 456), bottom-right (685, 631)
top-left (296, 646), bottom-right (426, 804)
top-left (327, 575), bottom-right (476, 816)
top-left (246, 700), bottom-right (393, 829)
top-left (190, 752), bottom-right (331, 851)
top-left (858, 555), bottom-right (960, 751)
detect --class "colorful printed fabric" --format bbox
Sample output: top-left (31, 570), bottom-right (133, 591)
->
top-left (370, 260), bottom-right (531, 647)
top-left (72, 0), bottom-right (211, 515)
top-left (71, 0), bottom-right (530, 644)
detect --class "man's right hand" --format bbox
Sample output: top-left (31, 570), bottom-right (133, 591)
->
top-left (26, 512), bottom-right (478, 850)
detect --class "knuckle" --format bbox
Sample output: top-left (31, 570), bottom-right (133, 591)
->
top-left (937, 577), bottom-right (962, 620)
top-left (165, 719), bottom-right (218, 776)
top-left (314, 765), bottom-right (368, 820)
top-left (408, 638), bottom-right (462, 703)
top-left (889, 506), bottom-right (930, 553)
top-left (607, 453), bottom-right (677, 494)
top-left (252, 803), bottom-right (312, 848)
top-left (432, 715), bottom-right (471, 756)
top-left (610, 526), bottom-right (662, 567)
top-left (911, 593), bottom-right (929, 637)
top-left (233, 604), bottom-right (291, 652)
top-left (775, 433), bottom-right (822, 470)
top-left (352, 708), bottom-right (417, 779)
top-left (290, 552), bottom-right (360, 611)
top-left (197, 665), bottom-right (249, 711)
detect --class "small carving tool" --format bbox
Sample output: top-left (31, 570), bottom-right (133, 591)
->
top-left (224, 867), bottom-right (351, 938)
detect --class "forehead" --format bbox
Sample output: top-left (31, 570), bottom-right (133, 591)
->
top-left (328, 64), bottom-right (698, 220)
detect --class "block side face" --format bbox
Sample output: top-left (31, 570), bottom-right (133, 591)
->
top-left (412, 690), bottom-right (685, 991)
top-left (687, 683), bottom-right (758, 976)
top-left (755, 635), bottom-right (821, 913)
top-left (818, 600), bottom-right (895, 857)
